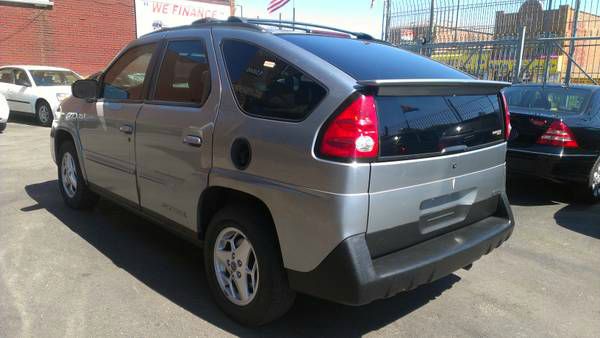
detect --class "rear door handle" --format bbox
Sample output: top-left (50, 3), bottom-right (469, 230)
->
top-left (183, 135), bottom-right (202, 147)
top-left (119, 124), bottom-right (133, 134)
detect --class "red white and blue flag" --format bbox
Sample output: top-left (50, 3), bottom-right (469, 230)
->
top-left (267, 0), bottom-right (291, 13)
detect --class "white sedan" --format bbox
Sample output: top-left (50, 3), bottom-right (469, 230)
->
top-left (0, 92), bottom-right (8, 132)
top-left (0, 66), bottom-right (81, 126)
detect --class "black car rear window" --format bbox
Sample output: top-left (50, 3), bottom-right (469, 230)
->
top-left (503, 86), bottom-right (591, 114)
top-left (376, 95), bottom-right (504, 158)
top-left (279, 34), bottom-right (470, 80)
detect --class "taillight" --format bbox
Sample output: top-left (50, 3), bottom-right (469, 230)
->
top-left (536, 120), bottom-right (579, 148)
top-left (317, 94), bottom-right (379, 161)
top-left (500, 92), bottom-right (511, 140)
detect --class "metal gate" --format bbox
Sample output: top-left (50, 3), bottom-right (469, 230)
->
top-left (384, 0), bottom-right (600, 85)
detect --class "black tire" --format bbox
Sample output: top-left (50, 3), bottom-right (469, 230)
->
top-left (0, 122), bottom-right (5, 133)
top-left (582, 157), bottom-right (600, 203)
top-left (204, 205), bottom-right (295, 326)
top-left (36, 100), bottom-right (53, 127)
top-left (57, 141), bottom-right (98, 209)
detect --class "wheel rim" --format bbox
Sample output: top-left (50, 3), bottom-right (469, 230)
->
top-left (38, 105), bottom-right (50, 124)
top-left (213, 227), bottom-right (259, 306)
top-left (592, 165), bottom-right (600, 198)
top-left (61, 152), bottom-right (78, 198)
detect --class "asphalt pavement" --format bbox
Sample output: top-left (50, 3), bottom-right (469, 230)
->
top-left (1, 115), bottom-right (599, 337)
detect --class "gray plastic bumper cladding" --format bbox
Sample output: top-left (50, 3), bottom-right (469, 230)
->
top-left (287, 192), bottom-right (514, 305)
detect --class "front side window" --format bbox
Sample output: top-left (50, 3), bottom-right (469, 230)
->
top-left (30, 70), bottom-right (80, 86)
top-left (0, 69), bottom-right (14, 84)
top-left (14, 69), bottom-right (31, 87)
top-left (103, 43), bottom-right (157, 100)
top-left (155, 40), bottom-right (211, 104)
top-left (222, 40), bottom-right (326, 120)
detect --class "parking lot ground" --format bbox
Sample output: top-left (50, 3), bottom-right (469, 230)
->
top-left (1, 116), bottom-right (599, 337)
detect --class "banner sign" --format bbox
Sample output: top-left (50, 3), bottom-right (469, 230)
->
top-left (135, 0), bottom-right (229, 37)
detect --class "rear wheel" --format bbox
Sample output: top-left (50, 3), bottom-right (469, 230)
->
top-left (58, 142), bottom-right (98, 209)
top-left (204, 206), bottom-right (295, 326)
top-left (584, 158), bottom-right (600, 203)
top-left (36, 101), bottom-right (53, 127)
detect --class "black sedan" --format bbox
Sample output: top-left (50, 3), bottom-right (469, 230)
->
top-left (503, 84), bottom-right (600, 200)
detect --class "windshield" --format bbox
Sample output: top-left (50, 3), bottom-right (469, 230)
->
top-left (30, 70), bottom-right (80, 86)
top-left (503, 86), bottom-right (591, 114)
top-left (279, 34), bottom-right (470, 80)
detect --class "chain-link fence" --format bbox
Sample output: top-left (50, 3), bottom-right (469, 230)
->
top-left (385, 0), bottom-right (600, 84)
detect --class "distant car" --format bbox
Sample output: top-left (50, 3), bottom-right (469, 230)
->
top-left (0, 66), bottom-right (81, 126)
top-left (0, 92), bottom-right (8, 132)
top-left (504, 84), bottom-right (600, 200)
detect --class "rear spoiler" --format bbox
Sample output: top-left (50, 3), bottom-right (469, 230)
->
top-left (356, 79), bottom-right (512, 96)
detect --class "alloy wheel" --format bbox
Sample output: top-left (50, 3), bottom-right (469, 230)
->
top-left (213, 227), bottom-right (259, 306)
top-left (61, 152), bottom-right (78, 198)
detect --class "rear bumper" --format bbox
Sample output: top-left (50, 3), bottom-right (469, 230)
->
top-left (507, 148), bottom-right (597, 183)
top-left (287, 193), bottom-right (514, 305)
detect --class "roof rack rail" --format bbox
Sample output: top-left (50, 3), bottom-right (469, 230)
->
top-left (245, 18), bottom-right (374, 40)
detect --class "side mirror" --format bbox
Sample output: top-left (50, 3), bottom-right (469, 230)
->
top-left (72, 79), bottom-right (98, 100)
top-left (15, 78), bottom-right (31, 87)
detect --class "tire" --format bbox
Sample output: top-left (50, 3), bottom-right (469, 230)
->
top-left (57, 141), bottom-right (98, 209)
top-left (583, 157), bottom-right (600, 203)
top-left (0, 122), bottom-right (5, 133)
top-left (36, 100), bottom-right (53, 127)
top-left (204, 205), bottom-right (295, 326)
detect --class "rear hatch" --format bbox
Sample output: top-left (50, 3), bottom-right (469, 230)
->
top-left (363, 80), bottom-right (510, 258)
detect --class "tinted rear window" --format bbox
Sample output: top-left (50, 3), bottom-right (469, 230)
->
top-left (503, 86), bottom-right (591, 114)
top-left (280, 34), bottom-right (470, 80)
top-left (377, 95), bottom-right (504, 158)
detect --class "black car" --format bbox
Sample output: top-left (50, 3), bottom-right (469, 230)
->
top-left (503, 84), bottom-right (600, 200)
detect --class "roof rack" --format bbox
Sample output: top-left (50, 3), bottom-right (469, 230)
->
top-left (245, 18), bottom-right (374, 40)
top-left (144, 16), bottom-right (376, 42)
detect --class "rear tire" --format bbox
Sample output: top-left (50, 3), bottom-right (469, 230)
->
top-left (581, 157), bottom-right (600, 203)
top-left (36, 101), bottom-right (53, 127)
top-left (58, 141), bottom-right (98, 209)
top-left (204, 205), bottom-right (295, 326)
top-left (0, 122), bottom-right (5, 133)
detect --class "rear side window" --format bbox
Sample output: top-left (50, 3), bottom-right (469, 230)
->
top-left (222, 39), bottom-right (326, 120)
top-left (0, 68), bottom-right (14, 84)
top-left (503, 86), bottom-right (591, 114)
top-left (103, 43), bottom-right (156, 100)
top-left (377, 95), bottom-right (504, 158)
top-left (280, 34), bottom-right (470, 81)
top-left (155, 40), bottom-right (211, 105)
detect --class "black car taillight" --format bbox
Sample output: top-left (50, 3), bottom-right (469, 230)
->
top-left (317, 94), bottom-right (379, 161)
top-left (536, 120), bottom-right (579, 148)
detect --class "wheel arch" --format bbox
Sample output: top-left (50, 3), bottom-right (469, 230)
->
top-left (197, 186), bottom-right (277, 243)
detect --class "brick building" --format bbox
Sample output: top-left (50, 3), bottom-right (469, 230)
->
top-left (0, 0), bottom-right (230, 76)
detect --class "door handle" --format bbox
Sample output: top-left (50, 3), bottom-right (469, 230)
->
top-left (183, 135), bottom-right (203, 147)
top-left (119, 124), bottom-right (133, 134)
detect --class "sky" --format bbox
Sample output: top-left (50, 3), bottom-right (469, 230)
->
top-left (235, 0), bottom-right (385, 39)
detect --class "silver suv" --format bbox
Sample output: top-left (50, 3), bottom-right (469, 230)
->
top-left (51, 18), bottom-right (515, 326)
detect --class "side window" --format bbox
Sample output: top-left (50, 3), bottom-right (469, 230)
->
top-left (222, 40), bottom-right (327, 120)
top-left (103, 43), bottom-right (156, 100)
top-left (155, 40), bottom-right (211, 104)
top-left (0, 69), bottom-right (14, 84)
top-left (14, 69), bottom-right (31, 87)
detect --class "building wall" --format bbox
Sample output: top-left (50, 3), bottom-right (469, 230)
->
top-left (0, 0), bottom-right (137, 76)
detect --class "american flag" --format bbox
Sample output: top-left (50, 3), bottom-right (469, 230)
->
top-left (267, 0), bottom-right (291, 13)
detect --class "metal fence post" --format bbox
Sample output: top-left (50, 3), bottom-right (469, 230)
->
top-left (513, 26), bottom-right (527, 84)
top-left (542, 0), bottom-right (553, 85)
top-left (564, 0), bottom-right (581, 85)
top-left (427, 0), bottom-right (435, 56)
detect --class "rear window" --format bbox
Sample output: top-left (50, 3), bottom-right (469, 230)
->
top-left (377, 95), bottom-right (504, 158)
top-left (279, 34), bottom-right (470, 80)
top-left (222, 39), bottom-right (327, 121)
top-left (503, 86), bottom-right (591, 114)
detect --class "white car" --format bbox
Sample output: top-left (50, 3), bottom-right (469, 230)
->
top-left (0, 92), bottom-right (8, 132)
top-left (0, 66), bottom-right (81, 126)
